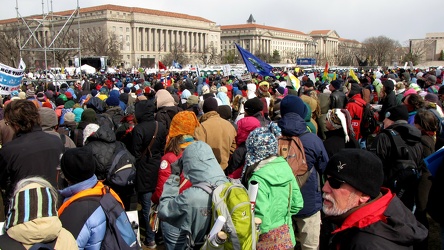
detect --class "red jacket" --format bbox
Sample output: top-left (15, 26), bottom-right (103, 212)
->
top-left (346, 94), bottom-right (366, 140)
top-left (151, 151), bottom-right (192, 204)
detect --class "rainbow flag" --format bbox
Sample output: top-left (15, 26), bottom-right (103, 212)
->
top-left (322, 62), bottom-right (329, 82)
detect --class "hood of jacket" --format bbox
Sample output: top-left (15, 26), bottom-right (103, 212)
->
top-left (86, 96), bottom-right (106, 113)
top-left (236, 116), bottom-right (261, 145)
top-left (135, 99), bottom-right (155, 123)
top-left (389, 123), bottom-right (421, 144)
top-left (278, 112), bottom-right (308, 136)
top-left (181, 141), bottom-right (227, 185)
top-left (87, 124), bottom-right (116, 143)
top-left (252, 157), bottom-right (295, 186)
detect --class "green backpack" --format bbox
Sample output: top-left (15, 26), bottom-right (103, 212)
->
top-left (194, 180), bottom-right (257, 250)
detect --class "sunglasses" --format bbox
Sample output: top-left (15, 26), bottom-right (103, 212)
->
top-left (327, 176), bottom-right (346, 189)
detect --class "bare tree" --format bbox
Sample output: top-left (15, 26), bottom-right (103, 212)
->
top-left (221, 49), bottom-right (240, 64)
top-left (403, 40), bottom-right (427, 65)
top-left (162, 42), bottom-right (190, 67)
top-left (0, 25), bottom-right (23, 68)
top-left (52, 30), bottom-right (80, 67)
top-left (362, 36), bottom-right (401, 67)
top-left (81, 29), bottom-right (122, 66)
top-left (197, 45), bottom-right (220, 65)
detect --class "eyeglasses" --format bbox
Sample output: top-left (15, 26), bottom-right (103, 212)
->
top-left (327, 176), bottom-right (346, 189)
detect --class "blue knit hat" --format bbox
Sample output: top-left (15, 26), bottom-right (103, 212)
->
top-left (106, 96), bottom-right (120, 107)
top-left (245, 122), bottom-right (282, 167)
top-left (280, 95), bottom-right (308, 118)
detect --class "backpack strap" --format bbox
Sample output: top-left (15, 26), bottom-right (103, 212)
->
top-left (29, 238), bottom-right (57, 250)
top-left (58, 181), bottom-right (124, 215)
top-left (193, 182), bottom-right (214, 194)
top-left (382, 129), bottom-right (409, 159)
top-left (142, 121), bottom-right (158, 158)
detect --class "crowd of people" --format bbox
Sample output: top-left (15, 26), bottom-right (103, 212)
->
top-left (0, 66), bottom-right (442, 249)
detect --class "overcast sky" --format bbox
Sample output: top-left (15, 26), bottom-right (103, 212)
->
top-left (1, 0), bottom-right (441, 45)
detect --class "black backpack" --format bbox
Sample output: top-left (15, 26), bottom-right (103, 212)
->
top-left (360, 102), bottom-right (378, 138)
top-left (107, 142), bottom-right (136, 187)
top-left (383, 129), bottom-right (420, 211)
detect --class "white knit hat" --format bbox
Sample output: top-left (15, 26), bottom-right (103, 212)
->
top-left (326, 109), bottom-right (351, 143)
top-left (83, 123), bottom-right (100, 145)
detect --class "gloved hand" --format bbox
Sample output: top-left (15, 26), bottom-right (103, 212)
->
top-left (170, 160), bottom-right (182, 176)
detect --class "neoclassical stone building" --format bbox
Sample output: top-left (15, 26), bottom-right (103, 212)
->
top-left (220, 15), bottom-right (356, 66)
top-left (0, 4), bottom-right (362, 68)
top-left (0, 4), bottom-right (221, 68)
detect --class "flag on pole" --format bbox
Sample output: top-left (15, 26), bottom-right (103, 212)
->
top-left (172, 60), bottom-right (182, 69)
top-left (287, 71), bottom-right (300, 91)
top-left (19, 58), bottom-right (26, 70)
top-left (196, 65), bottom-right (201, 77)
top-left (322, 62), bottom-right (329, 82)
top-left (158, 61), bottom-right (167, 70)
top-left (235, 43), bottom-right (274, 77)
top-left (349, 69), bottom-right (360, 83)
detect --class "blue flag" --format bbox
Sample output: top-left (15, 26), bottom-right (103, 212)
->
top-left (235, 43), bottom-right (274, 77)
top-left (173, 60), bottom-right (182, 69)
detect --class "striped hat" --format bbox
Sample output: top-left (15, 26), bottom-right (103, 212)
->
top-left (5, 185), bottom-right (57, 230)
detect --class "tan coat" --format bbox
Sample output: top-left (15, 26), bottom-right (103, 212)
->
top-left (194, 111), bottom-right (237, 170)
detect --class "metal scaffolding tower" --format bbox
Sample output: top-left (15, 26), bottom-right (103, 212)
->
top-left (15, 0), bottom-right (81, 82)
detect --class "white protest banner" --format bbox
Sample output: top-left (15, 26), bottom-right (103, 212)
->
top-left (0, 62), bottom-right (25, 95)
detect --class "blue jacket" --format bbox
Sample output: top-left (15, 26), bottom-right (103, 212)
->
top-left (278, 112), bottom-right (329, 217)
top-left (59, 175), bottom-right (106, 250)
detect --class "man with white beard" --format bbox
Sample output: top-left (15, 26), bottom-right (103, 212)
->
top-left (321, 148), bottom-right (427, 250)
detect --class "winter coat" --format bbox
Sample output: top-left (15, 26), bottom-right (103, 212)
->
top-left (416, 133), bottom-right (435, 213)
top-left (131, 100), bottom-right (167, 194)
top-left (428, 156), bottom-right (444, 225)
top-left (278, 112), bottom-right (329, 217)
top-left (0, 126), bottom-right (63, 200)
top-left (226, 116), bottom-right (261, 176)
top-left (82, 125), bottom-right (120, 180)
top-left (326, 188), bottom-right (428, 250)
top-left (345, 93), bottom-right (366, 140)
top-left (368, 122), bottom-right (423, 184)
top-left (249, 156), bottom-right (304, 246)
top-left (105, 106), bottom-right (124, 130)
top-left (329, 89), bottom-right (347, 109)
top-left (323, 129), bottom-right (360, 158)
top-left (59, 175), bottom-right (106, 250)
top-left (155, 105), bottom-right (183, 132)
top-left (151, 151), bottom-right (192, 204)
top-left (158, 141), bottom-right (228, 244)
top-left (378, 91), bottom-right (396, 122)
top-left (194, 111), bottom-right (237, 170)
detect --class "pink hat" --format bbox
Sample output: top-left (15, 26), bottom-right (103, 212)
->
top-left (403, 88), bottom-right (417, 97)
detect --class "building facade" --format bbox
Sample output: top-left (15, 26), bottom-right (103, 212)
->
top-left (0, 5), bottom-right (364, 69)
top-left (0, 4), bottom-right (221, 68)
top-left (409, 32), bottom-right (444, 62)
top-left (220, 15), bottom-right (353, 66)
